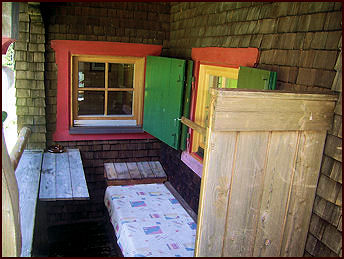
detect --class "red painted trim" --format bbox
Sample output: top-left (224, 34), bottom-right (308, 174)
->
top-left (51, 40), bottom-right (162, 141)
top-left (191, 47), bottom-right (259, 68)
top-left (188, 47), bottom-right (259, 154)
top-left (2, 37), bottom-right (15, 54)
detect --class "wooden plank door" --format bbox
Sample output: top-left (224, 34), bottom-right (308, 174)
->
top-left (143, 56), bottom-right (186, 150)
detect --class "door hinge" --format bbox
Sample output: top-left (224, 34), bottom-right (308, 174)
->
top-left (174, 118), bottom-right (181, 127)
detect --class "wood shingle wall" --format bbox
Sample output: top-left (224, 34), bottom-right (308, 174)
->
top-left (169, 2), bottom-right (341, 90)
top-left (305, 44), bottom-right (342, 257)
top-left (14, 3), bottom-right (46, 149)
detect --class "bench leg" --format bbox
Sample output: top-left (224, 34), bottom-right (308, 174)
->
top-left (32, 201), bottom-right (49, 256)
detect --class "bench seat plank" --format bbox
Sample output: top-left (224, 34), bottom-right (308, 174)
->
top-left (149, 161), bottom-right (167, 178)
top-left (138, 161), bottom-right (155, 178)
top-left (39, 152), bottom-right (56, 201)
top-left (68, 149), bottom-right (89, 200)
top-left (55, 152), bottom-right (73, 200)
top-left (104, 163), bottom-right (117, 180)
top-left (114, 162), bottom-right (130, 179)
top-left (15, 150), bottom-right (43, 257)
top-left (126, 162), bottom-right (142, 179)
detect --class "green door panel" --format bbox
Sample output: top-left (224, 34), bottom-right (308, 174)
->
top-left (237, 66), bottom-right (273, 90)
top-left (143, 56), bottom-right (186, 150)
top-left (180, 60), bottom-right (193, 151)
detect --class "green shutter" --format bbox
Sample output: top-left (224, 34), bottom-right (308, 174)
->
top-left (268, 70), bottom-right (277, 90)
top-left (143, 56), bottom-right (186, 150)
top-left (237, 66), bottom-right (276, 90)
top-left (180, 60), bottom-right (193, 151)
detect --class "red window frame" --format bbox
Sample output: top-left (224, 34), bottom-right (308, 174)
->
top-left (51, 40), bottom-right (162, 141)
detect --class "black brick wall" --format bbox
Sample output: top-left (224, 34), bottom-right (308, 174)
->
top-left (160, 142), bottom-right (201, 214)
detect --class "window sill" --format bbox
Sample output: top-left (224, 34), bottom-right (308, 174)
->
top-left (69, 126), bottom-right (144, 135)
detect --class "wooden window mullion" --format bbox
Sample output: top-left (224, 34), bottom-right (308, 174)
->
top-left (72, 56), bottom-right (79, 126)
top-left (104, 62), bottom-right (109, 116)
top-left (107, 88), bottom-right (134, 92)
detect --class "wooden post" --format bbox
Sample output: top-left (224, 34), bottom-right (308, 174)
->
top-left (2, 130), bottom-right (22, 256)
top-left (9, 127), bottom-right (31, 171)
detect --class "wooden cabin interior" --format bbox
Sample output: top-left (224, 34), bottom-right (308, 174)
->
top-left (2, 2), bottom-right (342, 257)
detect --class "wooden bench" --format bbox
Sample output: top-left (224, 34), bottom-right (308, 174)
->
top-left (39, 149), bottom-right (89, 201)
top-left (104, 161), bottom-right (167, 186)
top-left (14, 148), bottom-right (89, 256)
top-left (3, 126), bottom-right (89, 257)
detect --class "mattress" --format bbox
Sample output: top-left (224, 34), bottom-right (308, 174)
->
top-left (104, 183), bottom-right (197, 257)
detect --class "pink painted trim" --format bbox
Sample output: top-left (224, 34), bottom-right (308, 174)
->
top-left (51, 40), bottom-right (162, 141)
top-left (2, 37), bottom-right (15, 54)
top-left (181, 151), bottom-right (203, 178)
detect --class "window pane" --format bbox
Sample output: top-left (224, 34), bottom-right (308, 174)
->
top-left (223, 77), bottom-right (238, 88)
top-left (78, 62), bottom-right (105, 88)
top-left (78, 91), bottom-right (104, 115)
top-left (108, 63), bottom-right (134, 89)
top-left (108, 91), bottom-right (133, 115)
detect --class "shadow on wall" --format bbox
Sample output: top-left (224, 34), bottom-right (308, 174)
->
top-left (159, 142), bottom-right (201, 214)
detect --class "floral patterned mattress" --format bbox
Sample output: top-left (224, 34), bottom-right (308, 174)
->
top-left (104, 183), bottom-right (196, 257)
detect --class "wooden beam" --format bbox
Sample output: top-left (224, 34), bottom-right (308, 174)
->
top-left (211, 90), bottom-right (337, 132)
top-left (181, 116), bottom-right (206, 136)
top-left (9, 127), bottom-right (31, 171)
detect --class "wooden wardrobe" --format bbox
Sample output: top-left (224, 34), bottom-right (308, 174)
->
top-left (194, 88), bottom-right (337, 257)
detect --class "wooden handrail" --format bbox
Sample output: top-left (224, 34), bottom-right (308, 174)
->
top-left (9, 127), bottom-right (31, 171)
top-left (181, 116), bottom-right (206, 136)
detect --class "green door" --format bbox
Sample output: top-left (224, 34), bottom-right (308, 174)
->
top-left (143, 56), bottom-right (186, 150)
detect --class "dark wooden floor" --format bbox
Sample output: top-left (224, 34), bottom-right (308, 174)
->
top-left (47, 218), bottom-right (120, 257)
